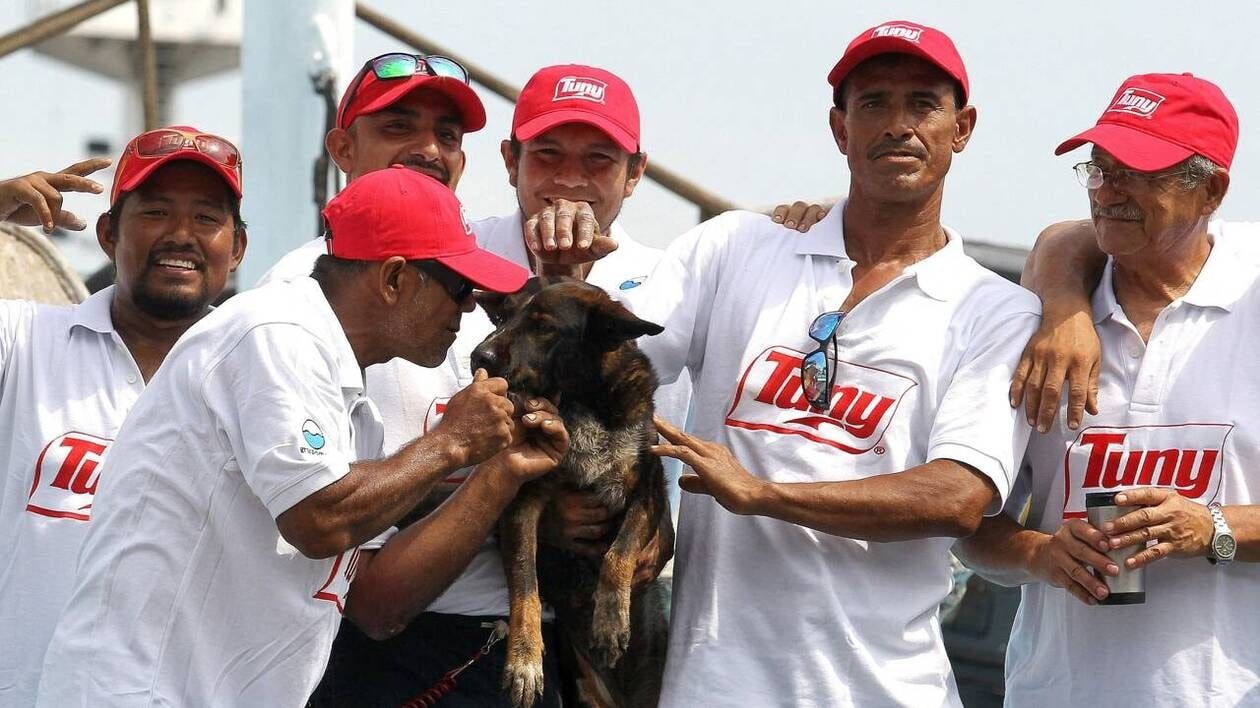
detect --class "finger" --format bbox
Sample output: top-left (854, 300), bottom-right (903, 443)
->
top-left (473, 368), bottom-right (488, 382)
top-left (1126, 542), bottom-right (1174, 569)
top-left (589, 236), bottom-right (618, 259)
top-left (1022, 356), bottom-right (1047, 428)
top-left (574, 203), bottom-right (596, 250)
top-left (1105, 505), bottom-right (1163, 536)
top-left (524, 214), bottom-right (542, 254)
top-left (1064, 564), bottom-right (1110, 600)
top-left (1063, 532), bottom-right (1119, 576)
top-left (1009, 348), bottom-right (1034, 408)
top-left (1109, 523), bottom-right (1171, 552)
top-left (804, 205), bottom-right (828, 228)
top-left (1035, 360), bottom-right (1065, 434)
top-left (60, 157), bottom-right (112, 177)
top-left (678, 474), bottom-right (711, 496)
top-left (562, 490), bottom-right (609, 510)
top-left (1086, 361), bottom-right (1100, 416)
top-left (53, 208), bottom-right (88, 231)
top-left (653, 415), bottom-right (688, 444)
top-left (771, 204), bottom-right (788, 223)
top-left (783, 201), bottom-right (810, 229)
top-left (1064, 518), bottom-right (1111, 553)
top-left (43, 172), bottom-right (105, 195)
top-left (567, 539), bottom-right (607, 558)
top-left (552, 201), bottom-right (577, 249)
top-left (11, 182), bottom-right (55, 231)
top-left (521, 397), bottom-right (558, 415)
top-left (651, 444), bottom-right (702, 467)
top-left (1059, 569), bottom-right (1102, 605)
top-left (565, 506), bottom-right (614, 525)
top-left (1113, 487), bottom-right (1169, 508)
top-left (540, 207), bottom-right (558, 251)
top-left (480, 376), bottom-right (510, 395)
top-left (1065, 362), bottom-right (1090, 430)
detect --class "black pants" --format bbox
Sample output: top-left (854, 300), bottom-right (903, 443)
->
top-left (309, 612), bottom-right (563, 708)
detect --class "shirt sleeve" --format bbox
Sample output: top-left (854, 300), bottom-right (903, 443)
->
top-left (619, 213), bottom-right (731, 385)
top-left (927, 300), bottom-right (1040, 515)
top-left (0, 299), bottom-right (33, 383)
top-left (201, 322), bottom-right (354, 518)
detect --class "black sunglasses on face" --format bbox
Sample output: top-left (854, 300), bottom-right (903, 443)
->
top-left (413, 260), bottom-right (474, 303)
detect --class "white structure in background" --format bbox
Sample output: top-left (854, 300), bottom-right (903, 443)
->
top-left (28, 0), bottom-right (241, 135)
top-left (239, 0), bottom-right (354, 285)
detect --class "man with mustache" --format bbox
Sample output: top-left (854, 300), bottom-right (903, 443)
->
top-left (616, 20), bottom-right (1040, 707)
top-left (959, 74), bottom-right (1260, 706)
top-left (0, 128), bottom-right (246, 706)
top-left (35, 167), bottom-right (566, 706)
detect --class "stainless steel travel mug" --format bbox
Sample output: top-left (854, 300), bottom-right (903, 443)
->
top-left (1085, 491), bottom-right (1145, 605)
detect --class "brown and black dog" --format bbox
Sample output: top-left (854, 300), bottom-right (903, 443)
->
top-left (472, 277), bottom-right (670, 708)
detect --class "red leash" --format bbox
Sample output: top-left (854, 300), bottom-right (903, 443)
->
top-left (399, 620), bottom-right (509, 708)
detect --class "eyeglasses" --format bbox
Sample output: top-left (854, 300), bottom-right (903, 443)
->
top-left (1073, 161), bottom-right (1190, 191)
top-left (800, 311), bottom-right (844, 411)
top-left (127, 128), bottom-right (242, 173)
top-left (414, 260), bottom-right (474, 303)
top-left (340, 52), bottom-right (471, 127)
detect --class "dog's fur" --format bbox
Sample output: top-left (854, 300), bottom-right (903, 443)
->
top-left (472, 277), bottom-right (670, 708)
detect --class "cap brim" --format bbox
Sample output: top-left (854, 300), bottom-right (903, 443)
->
top-left (514, 110), bottom-right (638, 153)
top-left (438, 248), bottom-right (530, 293)
top-left (1055, 123), bottom-right (1194, 171)
top-left (349, 75), bottom-right (487, 132)
top-left (828, 38), bottom-right (967, 102)
top-left (112, 150), bottom-right (243, 205)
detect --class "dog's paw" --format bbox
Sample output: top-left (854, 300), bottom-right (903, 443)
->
top-left (591, 594), bottom-right (632, 667)
top-left (503, 653), bottom-right (545, 708)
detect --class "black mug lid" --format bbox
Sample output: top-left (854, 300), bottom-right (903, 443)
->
top-left (1085, 491), bottom-right (1120, 507)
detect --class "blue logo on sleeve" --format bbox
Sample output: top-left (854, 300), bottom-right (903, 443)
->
top-left (301, 420), bottom-right (326, 450)
top-left (619, 276), bottom-right (647, 290)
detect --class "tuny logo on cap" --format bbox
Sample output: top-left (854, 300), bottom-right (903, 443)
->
top-left (870, 24), bottom-right (922, 42)
top-left (1107, 87), bottom-right (1166, 120)
top-left (553, 76), bottom-right (607, 104)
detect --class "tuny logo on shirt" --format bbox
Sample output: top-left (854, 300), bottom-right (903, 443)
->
top-left (301, 419), bottom-right (326, 454)
top-left (313, 546), bottom-right (362, 613)
top-left (870, 24), bottom-right (922, 42)
top-left (724, 346), bottom-right (915, 453)
top-left (1106, 87), bottom-right (1166, 119)
top-left (553, 76), bottom-right (607, 104)
top-left (25, 431), bottom-right (111, 521)
top-left (1060, 423), bottom-right (1232, 518)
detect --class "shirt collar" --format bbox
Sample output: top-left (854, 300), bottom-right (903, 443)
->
top-left (69, 285), bottom-right (118, 334)
top-left (296, 277), bottom-right (365, 393)
top-left (794, 199), bottom-right (969, 301)
top-left (1094, 230), bottom-right (1251, 324)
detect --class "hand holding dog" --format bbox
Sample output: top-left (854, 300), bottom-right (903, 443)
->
top-left (524, 198), bottom-right (618, 266)
top-left (652, 416), bottom-right (768, 516)
top-left (431, 369), bottom-right (516, 468)
top-left (541, 489), bottom-right (673, 584)
top-left (485, 403), bottom-right (570, 485)
top-left (0, 158), bottom-right (111, 232)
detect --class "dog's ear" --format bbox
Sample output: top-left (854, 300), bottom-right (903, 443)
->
top-left (475, 291), bottom-right (511, 325)
top-left (587, 298), bottom-right (664, 349)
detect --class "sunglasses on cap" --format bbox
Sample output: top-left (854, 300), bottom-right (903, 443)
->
top-left (414, 260), bottom-right (474, 303)
top-left (126, 127), bottom-right (242, 173)
top-left (341, 52), bottom-right (470, 120)
top-left (800, 311), bottom-right (845, 411)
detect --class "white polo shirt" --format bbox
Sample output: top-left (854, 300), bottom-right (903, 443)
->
top-left (364, 211), bottom-right (692, 617)
top-left (0, 287), bottom-right (144, 706)
top-left (1005, 223), bottom-right (1260, 708)
top-left (36, 277), bottom-right (385, 708)
top-left (622, 204), bottom-right (1040, 708)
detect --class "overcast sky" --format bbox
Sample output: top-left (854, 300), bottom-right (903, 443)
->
top-left (4, 0), bottom-right (1260, 273)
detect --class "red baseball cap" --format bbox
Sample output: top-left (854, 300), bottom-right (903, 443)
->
top-left (1055, 73), bottom-right (1239, 171)
top-left (512, 64), bottom-right (640, 153)
top-left (827, 20), bottom-right (969, 103)
top-left (321, 165), bottom-right (526, 293)
top-left (336, 60), bottom-right (486, 132)
top-left (111, 125), bottom-right (243, 206)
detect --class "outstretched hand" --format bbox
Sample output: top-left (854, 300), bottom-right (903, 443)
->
top-left (0, 158), bottom-right (112, 232)
top-left (524, 198), bottom-right (618, 268)
top-left (651, 416), bottom-right (766, 516)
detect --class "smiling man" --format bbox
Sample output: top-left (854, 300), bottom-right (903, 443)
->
top-left (616, 21), bottom-right (1040, 706)
top-left (0, 126), bottom-right (246, 705)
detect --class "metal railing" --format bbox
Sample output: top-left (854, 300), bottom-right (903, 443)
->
top-left (0, 0), bottom-right (737, 221)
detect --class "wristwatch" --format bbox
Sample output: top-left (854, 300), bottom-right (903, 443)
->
top-left (1208, 502), bottom-right (1236, 565)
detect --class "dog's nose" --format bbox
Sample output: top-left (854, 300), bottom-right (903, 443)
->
top-left (470, 342), bottom-right (501, 376)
